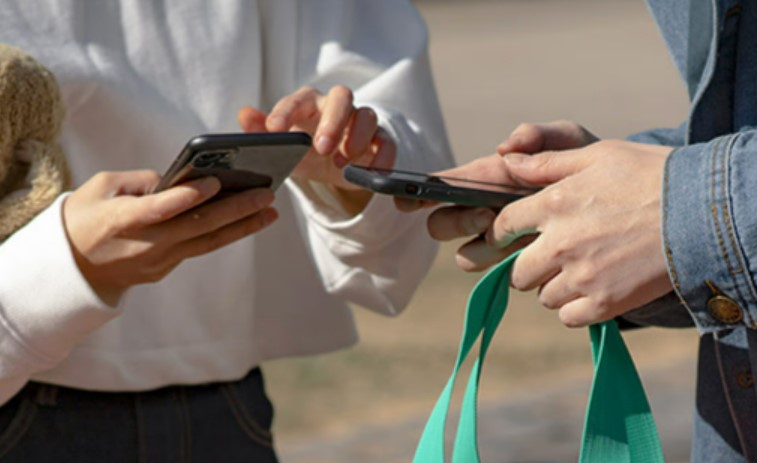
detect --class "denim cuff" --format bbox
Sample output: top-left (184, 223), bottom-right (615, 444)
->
top-left (626, 122), bottom-right (687, 147)
top-left (663, 133), bottom-right (757, 332)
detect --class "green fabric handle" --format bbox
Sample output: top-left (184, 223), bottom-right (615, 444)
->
top-left (412, 252), bottom-right (665, 463)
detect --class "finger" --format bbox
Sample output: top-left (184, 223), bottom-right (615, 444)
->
top-left (509, 234), bottom-right (561, 291)
top-left (535, 272), bottom-right (580, 310)
top-left (267, 86), bottom-right (320, 132)
top-left (557, 297), bottom-right (609, 328)
top-left (501, 149), bottom-right (591, 186)
top-left (486, 196), bottom-right (541, 248)
top-left (90, 170), bottom-right (162, 197)
top-left (432, 154), bottom-right (530, 189)
top-left (338, 127), bottom-right (397, 170)
top-left (116, 176), bottom-right (222, 228)
top-left (394, 197), bottom-right (439, 212)
top-left (456, 234), bottom-right (535, 272)
top-left (427, 206), bottom-right (496, 241)
top-left (343, 107), bottom-right (378, 160)
top-left (369, 129), bottom-right (397, 169)
top-left (172, 207), bottom-right (279, 260)
top-left (237, 106), bottom-right (268, 133)
top-left (161, 188), bottom-right (275, 241)
top-left (314, 85), bottom-right (354, 155)
top-left (497, 121), bottom-right (598, 155)
top-left (497, 123), bottom-right (547, 155)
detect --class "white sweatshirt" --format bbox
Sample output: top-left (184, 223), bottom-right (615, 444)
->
top-left (0, 0), bottom-right (453, 403)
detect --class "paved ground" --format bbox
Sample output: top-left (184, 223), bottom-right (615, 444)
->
top-left (280, 358), bottom-right (695, 463)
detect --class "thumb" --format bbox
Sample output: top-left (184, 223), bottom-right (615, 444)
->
top-left (502, 150), bottom-right (590, 186)
top-left (497, 121), bottom-right (598, 155)
top-left (237, 106), bottom-right (268, 133)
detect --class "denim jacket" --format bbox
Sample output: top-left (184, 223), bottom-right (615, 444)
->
top-left (625, 1), bottom-right (757, 461)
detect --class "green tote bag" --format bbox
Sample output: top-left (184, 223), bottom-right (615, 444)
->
top-left (412, 252), bottom-right (665, 463)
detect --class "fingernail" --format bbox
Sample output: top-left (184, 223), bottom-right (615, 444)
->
top-left (504, 153), bottom-right (528, 165)
top-left (315, 135), bottom-right (335, 154)
top-left (262, 208), bottom-right (278, 225)
top-left (250, 189), bottom-right (275, 209)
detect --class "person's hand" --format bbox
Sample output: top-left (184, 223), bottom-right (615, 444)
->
top-left (395, 154), bottom-right (537, 270)
top-left (496, 120), bottom-right (599, 155)
top-left (491, 140), bottom-right (674, 327)
top-left (237, 86), bottom-right (397, 214)
top-left (396, 120), bottom-right (598, 267)
top-left (63, 171), bottom-right (277, 306)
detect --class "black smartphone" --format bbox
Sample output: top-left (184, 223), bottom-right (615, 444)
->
top-left (343, 165), bottom-right (535, 209)
top-left (153, 132), bottom-right (312, 193)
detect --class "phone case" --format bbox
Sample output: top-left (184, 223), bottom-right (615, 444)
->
top-left (343, 165), bottom-right (526, 209)
top-left (155, 132), bottom-right (312, 193)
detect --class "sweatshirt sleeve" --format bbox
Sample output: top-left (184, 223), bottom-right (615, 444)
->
top-left (283, 0), bottom-right (454, 316)
top-left (0, 195), bottom-right (121, 404)
top-left (661, 129), bottom-right (757, 333)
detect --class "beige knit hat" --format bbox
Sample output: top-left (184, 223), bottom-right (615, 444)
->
top-left (0, 44), bottom-right (70, 241)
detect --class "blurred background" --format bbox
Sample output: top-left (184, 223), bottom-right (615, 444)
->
top-left (268, 0), bottom-right (697, 462)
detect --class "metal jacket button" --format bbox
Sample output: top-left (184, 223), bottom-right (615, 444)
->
top-left (736, 371), bottom-right (754, 389)
top-left (707, 294), bottom-right (744, 324)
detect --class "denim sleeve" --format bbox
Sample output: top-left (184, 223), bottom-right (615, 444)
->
top-left (626, 122), bottom-right (687, 146)
top-left (663, 130), bottom-right (757, 333)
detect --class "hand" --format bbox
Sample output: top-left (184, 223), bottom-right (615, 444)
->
top-left (491, 140), bottom-right (674, 327)
top-left (237, 86), bottom-right (397, 213)
top-left (63, 171), bottom-right (277, 305)
top-left (496, 120), bottom-right (599, 155)
top-left (397, 154), bottom-right (537, 270)
top-left (396, 120), bottom-right (598, 268)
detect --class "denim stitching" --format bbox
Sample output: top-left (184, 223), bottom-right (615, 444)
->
top-left (721, 132), bottom-right (757, 327)
top-left (721, 133), bottom-right (744, 274)
top-left (708, 134), bottom-right (755, 327)
top-left (710, 137), bottom-right (738, 274)
top-left (713, 334), bottom-right (752, 461)
top-left (33, 384), bottom-right (58, 407)
top-left (720, 133), bottom-right (755, 327)
top-left (174, 389), bottom-right (191, 463)
top-left (662, 150), bottom-right (683, 293)
top-left (223, 383), bottom-right (272, 438)
top-left (722, 204), bottom-right (744, 274)
top-left (219, 385), bottom-right (273, 448)
top-left (134, 396), bottom-right (148, 463)
top-left (0, 396), bottom-right (37, 459)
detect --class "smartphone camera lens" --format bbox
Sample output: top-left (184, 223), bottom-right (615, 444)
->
top-left (193, 151), bottom-right (233, 169)
top-left (405, 183), bottom-right (421, 195)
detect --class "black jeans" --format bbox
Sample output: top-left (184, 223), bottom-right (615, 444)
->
top-left (0, 368), bottom-right (278, 463)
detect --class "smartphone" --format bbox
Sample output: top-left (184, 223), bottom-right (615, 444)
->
top-left (343, 165), bottom-right (535, 209)
top-left (153, 132), bottom-right (312, 193)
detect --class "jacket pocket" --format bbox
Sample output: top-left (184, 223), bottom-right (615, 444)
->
top-left (219, 380), bottom-right (274, 448)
